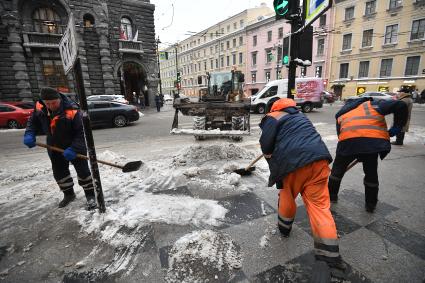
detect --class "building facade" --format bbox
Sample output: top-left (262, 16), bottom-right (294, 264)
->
top-left (0, 0), bottom-right (158, 106)
top-left (244, 10), bottom-right (334, 96)
top-left (159, 4), bottom-right (273, 97)
top-left (329, 0), bottom-right (425, 97)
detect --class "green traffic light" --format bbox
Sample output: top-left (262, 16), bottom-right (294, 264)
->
top-left (283, 55), bottom-right (289, 65)
top-left (274, 0), bottom-right (289, 16)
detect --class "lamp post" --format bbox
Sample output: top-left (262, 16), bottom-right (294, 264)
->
top-left (156, 37), bottom-right (163, 97)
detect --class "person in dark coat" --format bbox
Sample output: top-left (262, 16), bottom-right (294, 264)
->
top-left (392, 87), bottom-right (413, 145)
top-left (328, 97), bottom-right (407, 213)
top-left (260, 98), bottom-right (346, 277)
top-left (23, 87), bottom-right (96, 210)
top-left (154, 94), bottom-right (161, 112)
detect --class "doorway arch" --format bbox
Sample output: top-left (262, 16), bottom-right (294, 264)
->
top-left (117, 61), bottom-right (149, 106)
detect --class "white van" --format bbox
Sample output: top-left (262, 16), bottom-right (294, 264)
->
top-left (250, 77), bottom-right (325, 113)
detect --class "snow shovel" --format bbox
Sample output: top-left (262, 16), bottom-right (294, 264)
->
top-left (233, 154), bottom-right (264, 176)
top-left (36, 142), bottom-right (142, 173)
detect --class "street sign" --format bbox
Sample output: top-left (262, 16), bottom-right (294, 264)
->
top-left (304, 0), bottom-right (332, 27)
top-left (378, 86), bottom-right (389, 92)
top-left (59, 14), bottom-right (78, 75)
top-left (356, 86), bottom-right (366, 95)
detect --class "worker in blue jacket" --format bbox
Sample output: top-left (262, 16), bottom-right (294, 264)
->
top-left (329, 97), bottom-right (407, 212)
top-left (260, 98), bottom-right (346, 276)
top-left (23, 87), bottom-right (96, 210)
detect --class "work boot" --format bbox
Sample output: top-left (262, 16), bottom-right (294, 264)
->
top-left (316, 256), bottom-right (347, 280)
top-left (391, 132), bottom-right (405, 145)
top-left (86, 196), bottom-right (97, 211)
top-left (58, 192), bottom-right (76, 208)
top-left (310, 260), bottom-right (331, 283)
top-left (277, 223), bottom-right (291, 237)
top-left (365, 203), bottom-right (376, 213)
top-left (329, 194), bottom-right (338, 203)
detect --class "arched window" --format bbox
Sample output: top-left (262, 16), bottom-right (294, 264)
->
top-left (120, 17), bottom-right (132, 40)
top-left (83, 14), bottom-right (95, 28)
top-left (32, 7), bottom-right (62, 34)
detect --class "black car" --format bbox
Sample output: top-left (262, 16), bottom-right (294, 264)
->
top-left (88, 101), bottom-right (139, 127)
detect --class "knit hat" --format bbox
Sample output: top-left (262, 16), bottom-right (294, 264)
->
top-left (40, 87), bottom-right (61, 100)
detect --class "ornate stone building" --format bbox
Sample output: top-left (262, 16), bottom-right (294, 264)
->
top-left (0, 0), bottom-right (158, 106)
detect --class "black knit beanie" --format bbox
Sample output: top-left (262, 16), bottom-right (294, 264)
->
top-left (40, 87), bottom-right (61, 100)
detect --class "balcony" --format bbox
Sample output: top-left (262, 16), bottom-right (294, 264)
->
top-left (119, 40), bottom-right (144, 54)
top-left (22, 32), bottom-right (62, 48)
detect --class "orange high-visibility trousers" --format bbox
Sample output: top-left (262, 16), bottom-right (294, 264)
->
top-left (278, 160), bottom-right (340, 262)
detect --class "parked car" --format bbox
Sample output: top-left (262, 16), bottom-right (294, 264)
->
top-left (345, 92), bottom-right (397, 104)
top-left (87, 101), bottom-right (139, 127)
top-left (87, 95), bottom-right (129, 104)
top-left (0, 103), bottom-right (34, 129)
top-left (322, 91), bottom-right (337, 103)
top-left (163, 94), bottom-right (173, 103)
top-left (2, 101), bottom-right (35, 110)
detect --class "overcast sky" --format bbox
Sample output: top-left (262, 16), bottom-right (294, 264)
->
top-left (150, 0), bottom-right (273, 48)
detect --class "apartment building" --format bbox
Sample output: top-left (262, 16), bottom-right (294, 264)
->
top-left (329, 0), bottom-right (425, 97)
top-left (159, 4), bottom-right (272, 96)
top-left (245, 10), bottom-right (334, 96)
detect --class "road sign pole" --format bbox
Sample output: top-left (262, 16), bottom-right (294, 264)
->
top-left (73, 58), bottom-right (106, 213)
top-left (287, 0), bottom-right (301, 100)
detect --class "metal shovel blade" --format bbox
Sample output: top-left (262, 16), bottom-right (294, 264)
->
top-left (122, 161), bottom-right (143, 173)
top-left (233, 166), bottom-right (256, 176)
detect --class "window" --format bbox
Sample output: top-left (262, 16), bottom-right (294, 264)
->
top-left (384, 24), bottom-right (398, 44)
top-left (317, 38), bottom-right (325, 55)
top-left (266, 50), bottom-right (273, 63)
top-left (240, 19), bottom-right (244, 28)
top-left (345, 7), bottom-right (355, 21)
top-left (226, 56), bottom-right (230, 66)
top-left (215, 45), bottom-right (218, 52)
top-left (234, 22), bottom-right (237, 29)
top-left (315, 66), bottom-right (323, 78)
top-left (211, 60), bottom-right (214, 69)
top-left (221, 42), bottom-right (224, 51)
top-left (0, 105), bottom-right (15, 112)
top-left (32, 7), bottom-right (62, 34)
top-left (221, 56), bottom-right (224, 67)
top-left (365, 1), bottom-right (376, 16)
top-left (252, 52), bottom-right (257, 66)
top-left (83, 14), bottom-right (95, 28)
top-left (226, 41), bottom-right (230, 49)
top-left (380, 58), bottom-right (393, 77)
top-left (301, 67), bottom-right (306, 77)
top-left (319, 15), bottom-right (327, 27)
top-left (239, 36), bottom-right (243, 46)
top-left (263, 85), bottom-right (278, 97)
top-left (239, 52), bottom-right (243, 64)
top-left (278, 27), bottom-right (283, 39)
top-left (42, 59), bottom-right (68, 88)
top-left (216, 59), bottom-right (218, 68)
top-left (204, 61), bottom-right (207, 71)
top-left (210, 46), bottom-right (213, 54)
top-left (120, 17), bottom-right (132, 40)
top-left (405, 56), bottom-right (420, 76)
top-left (342, 34), bottom-right (352, 50)
top-left (362, 29), bottom-right (373, 47)
top-left (251, 72), bottom-right (256, 83)
top-left (339, 63), bottom-right (349, 78)
top-left (267, 31), bottom-right (272, 42)
top-left (358, 61), bottom-right (370, 78)
top-left (232, 53), bottom-right (236, 65)
top-left (253, 35), bottom-right (257, 46)
top-left (411, 19), bottom-right (425, 40)
top-left (277, 46), bottom-right (282, 62)
top-left (233, 38), bottom-right (236, 47)
top-left (389, 0), bottom-right (402, 9)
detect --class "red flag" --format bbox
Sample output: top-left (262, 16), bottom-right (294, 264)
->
top-left (120, 29), bottom-right (127, 40)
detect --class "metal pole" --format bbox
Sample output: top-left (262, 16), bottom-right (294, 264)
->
top-left (156, 38), bottom-right (163, 96)
top-left (73, 58), bottom-right (106, 213)
top-left (287, 1), bottom-right (302, 100)
top-left (175, 44), bottom-right (179, 95)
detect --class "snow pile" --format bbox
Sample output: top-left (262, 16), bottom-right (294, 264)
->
top-left (166, 230), bottom-right (242, 283)
top-left (172, 144), bottom-right (254, 166)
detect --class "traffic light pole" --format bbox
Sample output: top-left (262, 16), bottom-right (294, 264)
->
top-left (287, 3), bottom-right (302, 100)
top-left (156, 38), bottom-right (163, 97)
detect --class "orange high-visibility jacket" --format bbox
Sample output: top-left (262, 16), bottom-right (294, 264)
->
top-left (337, 101), bottom-right (389, 141)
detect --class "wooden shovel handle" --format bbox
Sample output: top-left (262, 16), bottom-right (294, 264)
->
top-left (245, 154), bottom-right (264, 171)
top-left (35, 142), bottom-right (124, 169)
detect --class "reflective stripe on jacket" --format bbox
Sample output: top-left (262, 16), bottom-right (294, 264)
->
top-left (337, 101), bottom-right (389, 141)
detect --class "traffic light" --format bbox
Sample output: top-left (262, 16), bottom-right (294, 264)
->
top-left (176, 72), bottom-right (181, 83)
top-left (274, 0), bottom-right (298, 21)
top-left (282, 36), bottom-right (290, 65)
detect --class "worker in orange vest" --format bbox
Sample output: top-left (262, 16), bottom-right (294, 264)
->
top-left (260, 98), bottom-right (346, 277)
top-left (329, 97), bottom-right (407, 212)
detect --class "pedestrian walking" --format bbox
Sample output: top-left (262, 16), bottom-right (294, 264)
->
top-left (23, 87), bottom-right (96, 210)
top-left (259, 98), bottom-right (346, 277)
top-left (328, 97), bottom-right (407, 213)
top-left (155, 94), bottom-right (161, 112)
top-left (420, 89), bottom-right (425, 104)
top-left (392, 87), bottom-right (413, 145)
